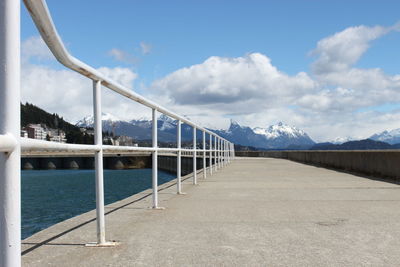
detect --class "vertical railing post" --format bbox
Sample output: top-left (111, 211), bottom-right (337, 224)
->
top-left (209, 134), bottom-right (213, 175)
top-left (215, 136), bottom-right (218, 171)
top-left (93, 80), bottom-right (106, 245)
top-left (228, 142), bottom-right (230, 163)
top-left (202, 131), bottom-right (206, 179)
top-left (152, 109), bottom-right (160, 208)
top-left (193, 127), bottom-right (197, 184)
top-left (177, 120), bottom-right (183, 194)
top-left (215, 136), bottom-right (219, 171)
top-left (223, 140), bottom-right (225, 166)
top-left (225, 141), bottom-right (228, 164)
top-left (215, 137), bottom-right (218, 171)
top-left (227, 142), bottom-right (229, 162)
top-left (228, 143), bottom-right (230, 162)
top-left (226, 141), bottom-right (228, 164)
top-left (230, 143), bottom-right (233, 161)
top-left (222, 140), bottom-right (225, 166)
top-left (222, 140), bottom-right (224, 166)
top-left (220, 139), bottom-right (223, 168)
top-left (230, 143), bottom-right (232, 161)
top-left (0, 0), bottom-right (21, 265)
top-left (220, 138), bottom-right (222, 169)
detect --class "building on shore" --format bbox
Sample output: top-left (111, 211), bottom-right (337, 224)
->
top-left (23, 124), bottom-right (66, 143)
top-left (25, 124), bottom-right (47, 140)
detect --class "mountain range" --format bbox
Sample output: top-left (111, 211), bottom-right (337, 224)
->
top-left (77, 114), bottom-right (195, 142)
top-left (23, 102), bottom-right (400, 150)
top-left (76, 113), bottom-right (400, 150)
top-left (212, 121), bottom-right (315, 149)
top-left (76, 114), bottom-right (316, 149)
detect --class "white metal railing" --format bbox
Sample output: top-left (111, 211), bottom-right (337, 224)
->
top-left (0, 0), bottom-right (235, 266)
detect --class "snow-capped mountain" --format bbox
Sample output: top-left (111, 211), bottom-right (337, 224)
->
top-left (75, 113), bottom-right (123, 128)
top-left (76, 113), bottom-right (193, 142)
top-left (254, 122), bottom-right (307, 139)
top-left (214, 120), bottom-right (315, 149)
top-left (158, 114), bottom-right (176, 131)
top-left (76, 115), bottom-right (315, 148)
top-left (331, 136), bottom-right (354, 144)
top-left (370, 128), bottom-right (400, 145)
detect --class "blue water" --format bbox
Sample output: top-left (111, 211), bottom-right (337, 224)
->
top-left (21, 169), bottom-right (176, 239)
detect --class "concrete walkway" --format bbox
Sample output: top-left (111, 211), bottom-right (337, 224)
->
top-left (22, 158), bottom-right (400, 266)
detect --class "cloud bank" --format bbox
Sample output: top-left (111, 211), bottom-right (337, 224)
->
top-left (22, 22), bottom-right (400, 142)
top-left (21, 37), bottom-right (150, 123)
top-left (148, 22), bottom-right (400, 141)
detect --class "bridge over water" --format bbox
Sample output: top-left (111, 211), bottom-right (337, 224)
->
top-left (22, 158), bottom-right (400, 266)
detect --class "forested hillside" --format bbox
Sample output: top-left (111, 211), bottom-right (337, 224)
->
top-left (21, 102), bottom-right (93, 144)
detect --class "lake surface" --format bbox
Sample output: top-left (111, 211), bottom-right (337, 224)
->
top-left (21, 169), bottom-right (176, 239)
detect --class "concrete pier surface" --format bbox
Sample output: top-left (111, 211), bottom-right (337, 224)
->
top-left (22, 158), bottom-right (400, 266)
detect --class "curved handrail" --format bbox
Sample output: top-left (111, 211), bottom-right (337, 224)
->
top-left (23, 0), bottom-right (224, 140)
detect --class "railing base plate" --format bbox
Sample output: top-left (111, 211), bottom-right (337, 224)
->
top-left (85, 241), bottom-right (119, 247)
top-left (150, 206), bottom-right (165, 210)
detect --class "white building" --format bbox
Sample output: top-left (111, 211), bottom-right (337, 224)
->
top-left (24, 124), bottom-right (67, 143)
top-left (47, 129), bottom-right (67, 143)
top-left (26, 124), bottom-right (47, 140)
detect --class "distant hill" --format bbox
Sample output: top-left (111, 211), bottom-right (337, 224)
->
top-left (310, 139), bottom-right (397, 150)
top-left (234, 144), bottom-right (266, 151)
top-left (22, 103), bottom-right (78, 132)
top-left (21, 102), bottom-right (93, 144)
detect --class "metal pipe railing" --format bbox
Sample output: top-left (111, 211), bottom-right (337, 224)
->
top-left (0, 0), bottom-right (21, 266)
top-left (209, 134), bottom-right (213, 175)
top-left (192, 128), bottom-right (197, 185)
top-left (176, 120), bottom-right (183, 194)
top-left (152, 109), bottom-right (161, 209)
top-left (202, 131), bottom-right (206, 179)
top-left (0, 0), bottom-right (235, 265)
top-left (93, 80), bottom-right (107, 245)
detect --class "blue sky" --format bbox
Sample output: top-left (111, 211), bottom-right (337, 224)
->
top-left (20, 0), bottom-right (400, 141)
top-left (21, 0), bottom-right (400, 81)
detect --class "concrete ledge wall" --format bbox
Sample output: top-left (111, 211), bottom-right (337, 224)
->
top-left (158, 156), bottom-right (212, 176)
top-left (236, 150), bottom-right (400, 180)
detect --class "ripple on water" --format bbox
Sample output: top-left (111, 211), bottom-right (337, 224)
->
top-left (21, 168), bottom-right (176, 239)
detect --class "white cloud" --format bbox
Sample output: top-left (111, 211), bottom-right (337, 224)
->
top-left (21, 20), bottom-right (400, 144)
top-left (306, 22), bottom-right (400, 116)
top-left (108, 42), bottom-right (152, 64)
top-left (108, 48), bottom-right (138, 64)
top-left (21, 36), bottom-right (53, 62)
top-left (21, 36), bottom-right (147, 123)
top-left (148, 22), bottom-right (400, 142)
top-left (311, 25), bottom-right (389, 75)
top-left (97, 67), bottom-right (137, 89)
top-left (151, 53), bottom-right (316, 107)
top-left (140, 42), bottom-right (152, 55)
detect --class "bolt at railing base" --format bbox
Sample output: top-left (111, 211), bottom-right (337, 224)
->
top-left (85, 241), bottom-right (119, 247)
top-left (150, 206), bottom-right (165, 210)
top-left (177, 192), bottom-right (187, 195)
